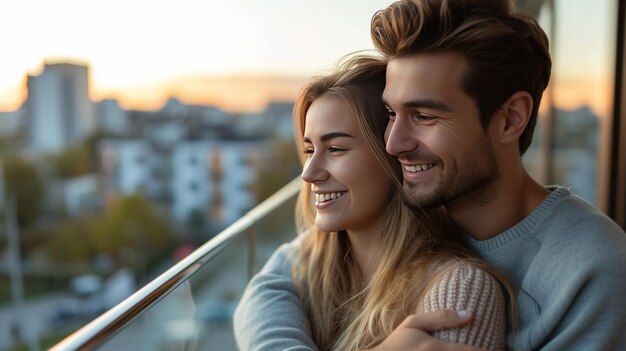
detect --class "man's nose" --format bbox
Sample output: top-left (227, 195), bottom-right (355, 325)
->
top-left (385, 118), bottom-right (418, 156)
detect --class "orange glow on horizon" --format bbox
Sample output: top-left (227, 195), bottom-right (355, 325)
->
top-left (553, 78), bottom-right (613, 118)
top-left (0, 74), bottom-right (613, 117)
top-left (100, 74), bottom-right (310, 113)
top-left (0, 87), bottom-right (25, 112)
top-left (0, 74), bottom-right (310, 113)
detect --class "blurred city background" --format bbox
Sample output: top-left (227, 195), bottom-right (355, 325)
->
top-left (0, 0), bottom-right (623, 349)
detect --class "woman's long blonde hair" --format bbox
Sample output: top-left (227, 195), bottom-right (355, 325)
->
top-left (292, 54), bottom-right (515, 351)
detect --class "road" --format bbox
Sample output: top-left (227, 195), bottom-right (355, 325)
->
top-left (0, 292), bottom-right (74, 350)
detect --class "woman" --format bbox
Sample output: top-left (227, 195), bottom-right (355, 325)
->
top-left (234, 54), bottom-right (514, 351)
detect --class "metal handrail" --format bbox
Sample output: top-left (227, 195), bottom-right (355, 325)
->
top-left (50, 177), bottom-right (302, 351)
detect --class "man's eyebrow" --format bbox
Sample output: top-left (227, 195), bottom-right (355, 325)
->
top-left (382, 97), bottom-right (452, 112)
top-left (303, 132), bottom-right (354, 143)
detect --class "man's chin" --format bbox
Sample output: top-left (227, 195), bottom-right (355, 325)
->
top-left (401, 185), bottom-right (444, 211)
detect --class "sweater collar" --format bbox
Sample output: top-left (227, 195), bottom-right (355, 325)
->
top-left (464, 186), bottom-right (571, 253)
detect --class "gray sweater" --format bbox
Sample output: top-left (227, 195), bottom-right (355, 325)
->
top-left (233, 187), bottom-right (626, 350)
top-left (465, 187), bottom-right (626, 350)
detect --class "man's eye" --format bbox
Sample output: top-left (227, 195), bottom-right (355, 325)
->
top-left (415, 113), bottom-right (438, 122)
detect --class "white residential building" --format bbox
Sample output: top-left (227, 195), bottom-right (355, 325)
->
top-left (144, 119), bottom-right (187, 149)
top-left (60, 174), bottom-right (100, 216)
top-left (100, 140), bottom-right (158, 197)
top-left (171, 140), bottom-right (269, 228)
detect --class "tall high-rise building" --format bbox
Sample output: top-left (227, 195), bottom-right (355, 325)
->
top-left (26, 62), bottom-right (95, 152)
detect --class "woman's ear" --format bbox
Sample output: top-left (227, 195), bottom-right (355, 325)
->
top-left (494, 91), bottom-right (533, 145)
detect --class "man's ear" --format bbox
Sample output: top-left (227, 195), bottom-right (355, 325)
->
top-left (495, 91), bottom-right (533, 144)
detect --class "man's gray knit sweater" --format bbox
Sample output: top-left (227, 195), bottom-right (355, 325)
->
top-left (233, 187), bottom-right (626, 350)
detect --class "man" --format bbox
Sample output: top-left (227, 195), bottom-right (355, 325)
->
top-left (234, 0), bottom-right (626, 350)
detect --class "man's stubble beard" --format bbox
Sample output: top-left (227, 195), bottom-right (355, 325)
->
top-left (401, 138), bottom-right (499, 212)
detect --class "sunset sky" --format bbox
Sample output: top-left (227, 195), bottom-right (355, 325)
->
top-left (0, 0), bottom-right (617, 116)
top-left (0, 0), bottom-right (394, 112)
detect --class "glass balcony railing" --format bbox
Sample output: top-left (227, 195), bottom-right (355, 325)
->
top-left (49, 177), bottom-right (301, 351)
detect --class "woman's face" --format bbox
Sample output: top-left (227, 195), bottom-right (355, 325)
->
top-left (301, 94), bottom-right (392, 233)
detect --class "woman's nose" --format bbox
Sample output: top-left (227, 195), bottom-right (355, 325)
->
top-left (301, 155), bottom-right (328, 183)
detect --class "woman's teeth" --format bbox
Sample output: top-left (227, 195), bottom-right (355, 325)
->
top-left (315, 192), bottom-right (346, 203)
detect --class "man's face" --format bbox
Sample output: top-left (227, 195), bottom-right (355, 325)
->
top-left (382, 52), bottom-right (498, 210)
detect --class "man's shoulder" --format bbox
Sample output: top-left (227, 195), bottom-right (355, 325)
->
top-left (538, 188), bottom-right (625, 250)
top-left (543, 186), bottom-right (613, 224)
top-left (530, 188), bottom-right (626, 274)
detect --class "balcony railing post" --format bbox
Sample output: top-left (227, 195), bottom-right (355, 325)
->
top-left (247, 228), bottom-right (256, 281)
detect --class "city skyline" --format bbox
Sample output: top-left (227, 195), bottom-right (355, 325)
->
top-left (0, 0), bottom-right (616, 117)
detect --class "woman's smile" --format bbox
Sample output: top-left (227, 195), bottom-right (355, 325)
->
top-left (314, 191), bottom-right (347, 209)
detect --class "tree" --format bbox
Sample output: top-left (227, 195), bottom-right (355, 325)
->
top-left (42, 195), bottom-right (173, 273)
top-left (91, 195), bottom-right (172, 272)
top-left (50, 145), bottom-right (93, 178)
top-left (2, 155), bottom-right (45, 227)
top-left (48, 131), bottom-right (114, 179)
top-left (48, 219), bottom-right (95, 264)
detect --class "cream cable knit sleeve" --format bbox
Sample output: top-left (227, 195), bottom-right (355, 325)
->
top-left (418, 262), bottom-right (507, 351)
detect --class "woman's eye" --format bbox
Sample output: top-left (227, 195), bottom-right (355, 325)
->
top-left (328, 147), bottom-right (347, 153)
top-left (303, 147), bottom-right (314, 155)
top-left (386, 109), bottom-right (396, 120)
